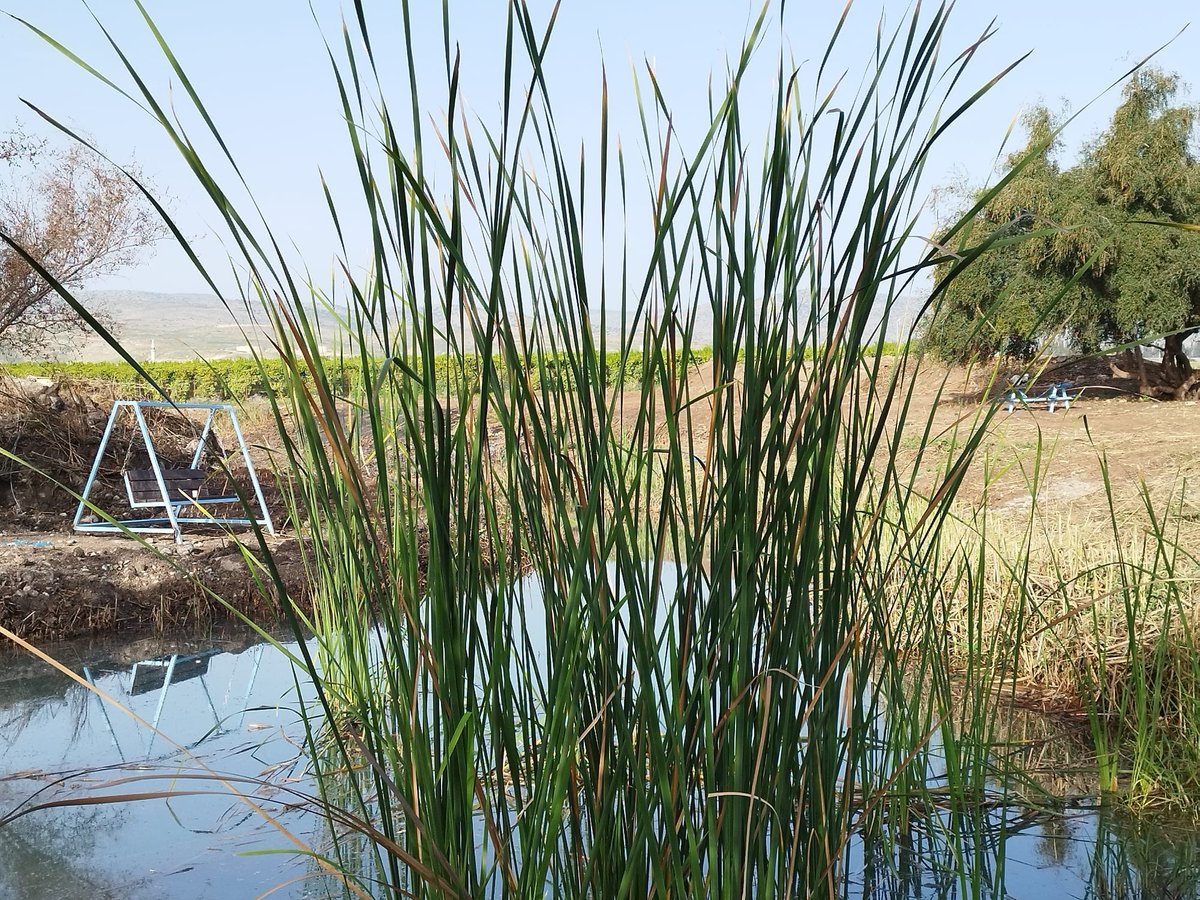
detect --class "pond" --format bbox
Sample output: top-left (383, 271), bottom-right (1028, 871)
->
top-left (2, 627), bottom-right (1200, 898)
top-left (0, 629), bottom-right (336, 899)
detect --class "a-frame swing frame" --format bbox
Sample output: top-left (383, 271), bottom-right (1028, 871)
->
top-left (74, 400), bottom-right (275, 544)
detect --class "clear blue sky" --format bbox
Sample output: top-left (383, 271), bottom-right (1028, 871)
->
top-left (0, 1), bottom-right (1196, 296)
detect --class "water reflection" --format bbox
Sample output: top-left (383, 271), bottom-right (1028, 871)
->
top-left (0, 631), bottom-right (334, 900)
top-left (0, 799), bottom-right (135, 900)
top-left (3, 629), bottom-right (1200, 897)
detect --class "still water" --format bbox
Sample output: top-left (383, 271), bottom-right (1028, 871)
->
top-left (0, 630), bottom-right (334, 899)
top-left (2, 628), bottom-right (1200, 899)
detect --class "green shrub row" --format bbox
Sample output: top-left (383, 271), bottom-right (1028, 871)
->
top-left (1, 351), bottom-right (713, 401)
top-left (2, 342), bottom-right (908, 402)
top-left (3, 358), bottom-right (306, 402)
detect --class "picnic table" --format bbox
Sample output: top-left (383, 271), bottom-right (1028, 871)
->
top-left (1003, 375), bottom-right (1082, 413)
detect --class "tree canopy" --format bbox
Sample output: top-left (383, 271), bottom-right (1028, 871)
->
top-left (0, 128), bottom-right (163, 357)
top-left (923, 70), bottom-right (1200, 397)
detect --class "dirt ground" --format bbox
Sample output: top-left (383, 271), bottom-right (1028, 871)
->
top-left (655, 352), bottom-right (1197, 522)
top-left (2, 355), bottom-right (1192, 642)
top-left (0, 531), bottom-right (307, 642)
top-left (901, 356), bottom-right (1200, 518)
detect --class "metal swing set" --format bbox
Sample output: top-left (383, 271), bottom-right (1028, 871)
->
top-left (73, 400), bottom-right (275, 543)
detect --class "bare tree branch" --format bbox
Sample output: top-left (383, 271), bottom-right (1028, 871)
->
top-left (1, 129), bottom-right (165, 356)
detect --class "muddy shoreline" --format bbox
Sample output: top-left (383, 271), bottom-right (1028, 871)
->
top-left (0, 376), bottom-right (310, 642)
top-left (0, 529), bottom-right (308, 642)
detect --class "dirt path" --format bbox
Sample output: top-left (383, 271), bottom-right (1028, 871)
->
top-left (912, 365), bottom-right (1200, 519)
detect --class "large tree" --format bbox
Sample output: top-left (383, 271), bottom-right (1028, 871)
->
top-left (0, 128), bottom-right (163, 356)
top-left (924, 70), bottom-right (1200, 397)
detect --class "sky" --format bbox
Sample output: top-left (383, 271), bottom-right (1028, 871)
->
top-left (0, 1), bottom-right (1197, 299)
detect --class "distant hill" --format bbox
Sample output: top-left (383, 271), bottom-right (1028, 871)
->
top-left (65, 291), bottom-right (262, 362)
top-left (25, 291), bottom-right (342, 363)
top-left (7, 289), bottom-right (927, 363)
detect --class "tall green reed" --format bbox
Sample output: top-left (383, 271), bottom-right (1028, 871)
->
top-left (5, 0), bottom-right (1058, 895)
top-left (1085, 468), bottom-right (1200, 808)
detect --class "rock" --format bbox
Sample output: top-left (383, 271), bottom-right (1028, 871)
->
top-left (217, 556), bottom-right (245, 574)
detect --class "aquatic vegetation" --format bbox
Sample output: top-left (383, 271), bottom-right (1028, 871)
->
top-left (936, 468), bottom-right (1200, 811)
top-left (4, 0), bottom-right (1039, 894)
top-left (10, 0), bottom-right (1200, 896)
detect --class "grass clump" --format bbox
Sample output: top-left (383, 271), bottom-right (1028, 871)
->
top-left (935, 479), bottom-right (1200, 811)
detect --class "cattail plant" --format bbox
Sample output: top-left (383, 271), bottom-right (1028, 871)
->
top-left (2, 1), bottom-right (1094, 896)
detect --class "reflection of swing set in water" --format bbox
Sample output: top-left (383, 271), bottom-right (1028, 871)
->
top-left (81, 645), bottom-right (266, 760)
top-left (74, 400), bottom-right (275, 544)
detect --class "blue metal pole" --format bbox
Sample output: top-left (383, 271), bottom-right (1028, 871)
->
top-left (73, 401), bottom-right (124, 533)
top-left (225, 404), bottom-right (275, 535)
top-left (83, 665), bottom-right (126, 762)
top-left (191, 407), bottom-right (216, 469)
top-left (134, 405), bottom-right (183, 543)
top-left (145, 654), bottom-right (179, 758)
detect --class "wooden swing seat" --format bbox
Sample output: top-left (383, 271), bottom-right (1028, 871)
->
top-left (123, 468), bottom-right (239, 509)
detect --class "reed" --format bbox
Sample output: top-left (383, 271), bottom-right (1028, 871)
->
top-left (892, 400), bottom-right (1200, 811)
top-left (3, 1), bottom-right (1100, 895)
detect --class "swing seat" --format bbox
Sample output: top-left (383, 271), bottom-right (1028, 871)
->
top-left (129, 650), bottom-right (220, 695)
top-left (123, 468), bottom-right (240, 509)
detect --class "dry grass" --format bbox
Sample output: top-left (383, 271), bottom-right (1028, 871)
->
top-left (946, 508), bottom-right (1196, 678)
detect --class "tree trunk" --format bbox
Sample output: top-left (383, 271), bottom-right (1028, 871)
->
top-left (1165, 332), bottom-right (1194, 377)
top-left (1133, 345), bottom-right (1150, 395)
top-left (1174, 371), bottom-right (1200, 399)
top-left (1111, 339), bottom-right (1200, 399)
